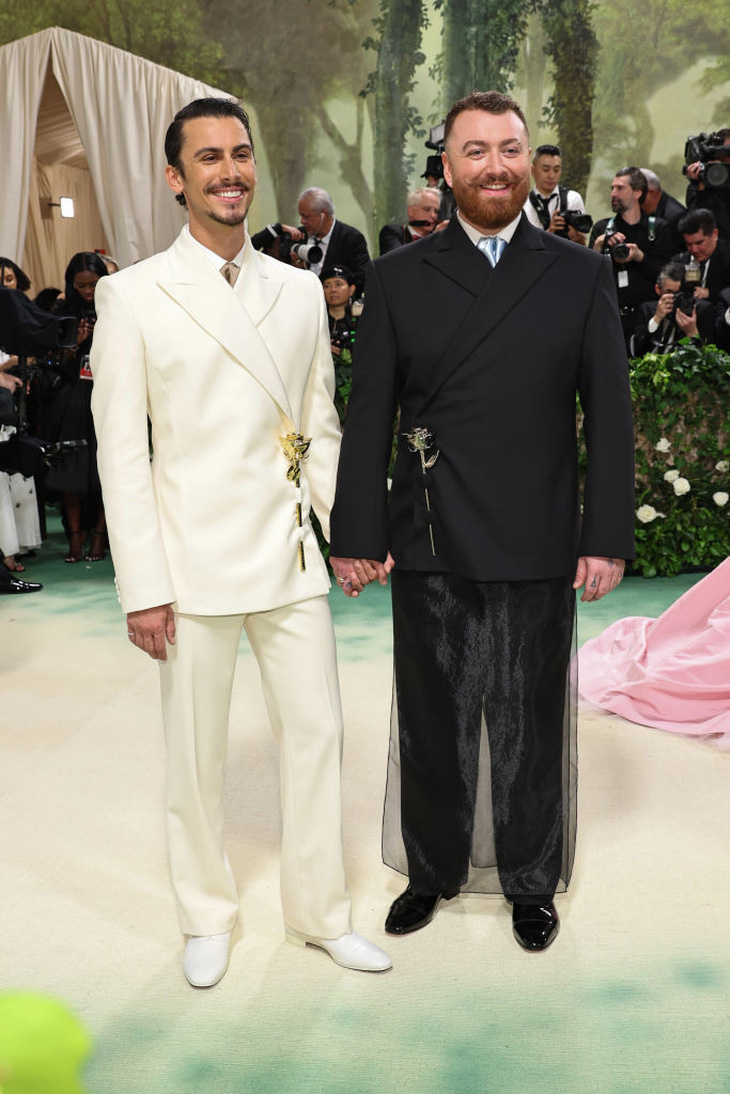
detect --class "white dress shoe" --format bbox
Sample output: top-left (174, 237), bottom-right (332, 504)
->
top-left (183, 931), bottom-right (232, 988)
top-left (285, 928), bottom-right (392, 972)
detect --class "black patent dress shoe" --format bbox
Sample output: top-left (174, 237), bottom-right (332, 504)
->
top-left (0, 576), bottom-right (43, 594)
top-left (385, 885), bottom-right (456, 935)
top-left (512, 902), bottom-right (559, 952)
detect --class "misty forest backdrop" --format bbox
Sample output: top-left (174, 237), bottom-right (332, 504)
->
top-left (2, 0), bottom-right (730, 251)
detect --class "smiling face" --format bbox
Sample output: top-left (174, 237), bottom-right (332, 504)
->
top-left (442, 109), bottom-right (531, 233)
top-left (165, 115), bottom-right (256, 248)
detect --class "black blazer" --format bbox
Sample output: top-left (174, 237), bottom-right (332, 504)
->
top-left (331, 215), bottom-right (635, 581)
top-left (322, 220), bottom-right (370, 293)
top-left (672, 240), bottom-right (730, 302)
top-left (379, 223), bottom-right (411, 254)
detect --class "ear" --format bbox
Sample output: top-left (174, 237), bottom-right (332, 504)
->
top-left (441, 149), bottom-right (452, 189)
top-left (165, 163), bottom-right (184, 199)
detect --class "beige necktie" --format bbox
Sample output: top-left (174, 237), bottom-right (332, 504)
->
top-left (220, 261), bottom-right (240, 286)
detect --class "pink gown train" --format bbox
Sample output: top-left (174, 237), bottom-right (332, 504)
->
top-left (579, 558), bottom-right (730, 750)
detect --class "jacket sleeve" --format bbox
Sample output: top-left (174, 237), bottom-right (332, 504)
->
top-left (299, 282), bottom-right (344, 542)
top-left (330, 261), bottom-right (398, 560)
top-left (90, 275), bottom-right (176, 613)
top-left (577, 257), bottom-right (636, 560)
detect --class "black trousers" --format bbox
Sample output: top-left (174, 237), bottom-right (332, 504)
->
top-left (391, 570), bottom-right (575, 904)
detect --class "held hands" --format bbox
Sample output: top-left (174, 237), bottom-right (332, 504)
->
top-left (330, 553), bottom-right (395, 597)
top-left (573, 556), bottom-right (625, 602)
top-left (127, 603), bottom-right (176, 660)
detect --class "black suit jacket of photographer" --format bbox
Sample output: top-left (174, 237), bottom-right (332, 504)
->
top-left (629, 298), bottom-right (715, 358)
top-left (331, 213), bottom-right (635, 580)
top-left (589, 212), bottom-right (674, 310)
top-left (672, 239), bottom-right (730, 302)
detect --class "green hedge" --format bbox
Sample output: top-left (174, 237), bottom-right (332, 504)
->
top-left (627, 341), bottom-right (730, 578)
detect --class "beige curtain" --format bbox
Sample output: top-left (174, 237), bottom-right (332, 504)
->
top-left (0, 27), bottom-right (233, 274)
top-left (24, 160), bottom-right (110, 295)
top-left (0, 31), bottom-right (52, 265)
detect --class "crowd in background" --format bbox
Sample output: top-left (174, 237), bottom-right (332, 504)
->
top-left (2, 126), bottom-right (729, 591)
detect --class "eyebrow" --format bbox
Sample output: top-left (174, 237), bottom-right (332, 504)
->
top-left (192, 143), bottom-right (252, 158)
top-left (461, 139), bottom-right (524, 151)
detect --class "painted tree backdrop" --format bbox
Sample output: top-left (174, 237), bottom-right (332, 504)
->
top-left (2, 0), bottom-right (729, 247)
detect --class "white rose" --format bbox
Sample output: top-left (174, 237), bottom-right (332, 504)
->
top-left (637, 505), bottom-right (660, 523)
top-left (663, 469), bottom-right (680, 483)
top-left (673, 477), bottom-right (691, 496)
top-left (655, 438), bottom-right (671, 452)
top-left (713, 492), bottom-right (728, 507)
top-left (716, 460), bottom-right (729, 473)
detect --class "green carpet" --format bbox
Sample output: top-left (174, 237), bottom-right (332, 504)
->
top-left (1, 515), bottom-right (726, 1094)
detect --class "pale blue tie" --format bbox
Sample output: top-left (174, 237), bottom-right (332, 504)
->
top-left (477, 236), bottom-right (506, 267)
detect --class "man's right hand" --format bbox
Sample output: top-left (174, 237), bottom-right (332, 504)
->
top-left (127, 603), bottom-right (176, 661)
top-left (653, 292), bottom-right (675, 323)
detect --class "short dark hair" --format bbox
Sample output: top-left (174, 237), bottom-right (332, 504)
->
top-left (165, 97), bottom-right (254, 170)
top-left (615, 165), bottom-right (647, 201)
top-left (444, 90), bottom-right (528, 145)
top-left (0, 257), bottom-right (30, 293)
top-left (678, 209), bottom-right (716, 237)
top-left (164, 98), bottom-right (254, 208)
top-left (534, 144), bottom-right (561, 160)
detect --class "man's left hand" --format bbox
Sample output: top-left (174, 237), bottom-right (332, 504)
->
top-left (573, 556), bottom-right (625, 602)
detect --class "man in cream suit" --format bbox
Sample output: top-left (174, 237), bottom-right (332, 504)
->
top-left (90, 98), bottom-right (390, 987)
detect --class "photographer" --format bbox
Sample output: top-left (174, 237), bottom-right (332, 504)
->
top-left (629, 261), bottom-right (712, 357)
top-left (684, 129), bottom-right (730, 241)
top-left (590, 166), bottom-right (673, 334)
top-left (640, 169), bottom-right (686, 253)
top-left (320, 264), bottom-right (360, 356)
top-left (379, 187), bottom-right (446, 254)
top-left (524, 144), bottom-right (589, 245)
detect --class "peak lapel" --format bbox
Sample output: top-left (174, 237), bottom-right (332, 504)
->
top-left (419, 216), bottom-right (558, 412)
top-left (158, 231), bottom-right (293, 424)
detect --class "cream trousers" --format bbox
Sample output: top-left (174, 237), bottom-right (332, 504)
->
top-left (158, 595), bottom-right (352, 940)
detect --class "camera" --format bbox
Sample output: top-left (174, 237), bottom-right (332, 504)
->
top-left (330, 324), bottom-right (357, 353)
top-left (672, 290), bottom-right (695, 318)
top-left (603, 228), bottom-right (630, 262)
top-left (289, 239), bottom-right (323, 266)
top-left (561, 210), bottom-right (593, 235)
top-left (683, 132), bottom-right (730, 189)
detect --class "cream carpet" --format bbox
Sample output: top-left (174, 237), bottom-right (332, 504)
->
top-left (1, 531), bottom-right (728, 1093)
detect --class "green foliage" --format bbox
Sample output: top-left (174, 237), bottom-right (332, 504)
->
top-left (0, 0), bottom-right (227, 89)
top-left (628, 342), bottom-right (730, 578)
top-left (439, 0), bottom-right (535, 105)
top-left (539, 0), bottom-right (597, 195)
top-left (363, 0), bottom-right (428, 228)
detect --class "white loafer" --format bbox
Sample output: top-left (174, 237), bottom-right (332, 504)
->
top-left (285, 928), bottom-right (392, 972)
top-left (183, 931), bottom-right (232, 988)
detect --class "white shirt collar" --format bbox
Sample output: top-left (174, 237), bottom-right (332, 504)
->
top-left (184, 224), bottom-right (247, 271)
top-left (457, 211), bottom-right (522, 248)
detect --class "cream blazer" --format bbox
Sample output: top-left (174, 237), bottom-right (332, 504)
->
top-left (90, 228), bottom-right (342, 616)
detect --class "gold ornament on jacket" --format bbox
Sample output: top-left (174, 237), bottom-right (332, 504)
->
top-left (280, 431), bottom-right (312, 571)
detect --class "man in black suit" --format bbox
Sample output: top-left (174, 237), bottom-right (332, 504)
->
top-left (379, 187), bottom-right (444, 254)
top-left (329, 90), bottom-right (635, 953)
top-left (640, 169), bottom-right (686, 253)
top-left (674, 209), bottom-right (730, 303)
top-left (297, 188), bottom-right (370, 294)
